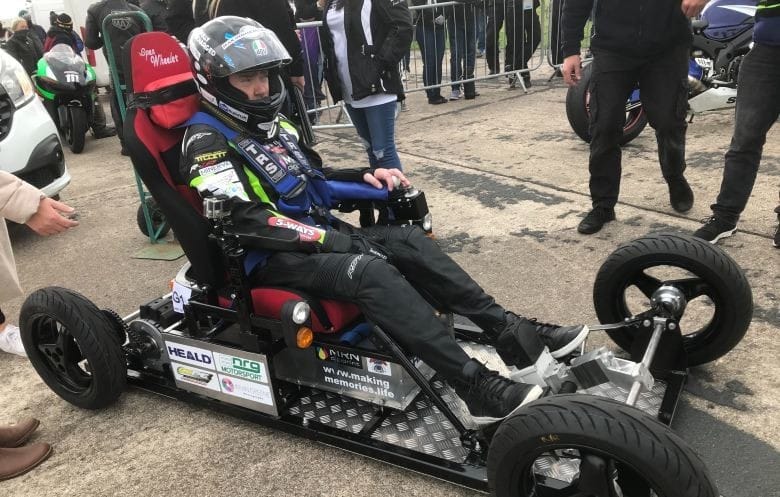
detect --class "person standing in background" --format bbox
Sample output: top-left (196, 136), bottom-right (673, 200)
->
top-left (320, 0), bottom-right (412, 171)
top-left (165, 0), bottom-right (195, 42)
top-left (561, 0), bottom-right (708, 234)
top-left (0, 172), bottom-right (76, 481)
top-left (3, 18), bottom-right (43, 75)
top-left (693, 0), bottom-right (780, 247)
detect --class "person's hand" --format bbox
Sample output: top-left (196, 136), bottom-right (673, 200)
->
top-left (681, 0), bottom-right (710, 17)
top-left (562, 55), bottom-right (582, 87)
top-left (290, 76), bottom-right (306, 92)
top-left (363, 168), bottom-right (411, 192)
top-left (26, 197), bottom-right (78, 235)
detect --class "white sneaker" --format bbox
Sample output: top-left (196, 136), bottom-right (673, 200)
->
top-left (0, 324), bottom-right (27, 357)
top-left (449, 90), bottom-right (462, 100)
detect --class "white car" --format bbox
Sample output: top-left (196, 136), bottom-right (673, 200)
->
top-left (0, 49), bottom-right (70, 198)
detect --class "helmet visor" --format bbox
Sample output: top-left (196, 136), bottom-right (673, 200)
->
top-left (188, 16), bottom-right (292, 79)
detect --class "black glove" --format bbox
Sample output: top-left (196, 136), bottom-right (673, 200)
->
top-left (321, 230), bottom-right (353, 253)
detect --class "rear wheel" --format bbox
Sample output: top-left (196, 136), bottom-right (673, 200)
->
top-left (565, 63), bottom-right (648, 146)
top-left (65, 106), bottom-right (87, 154)
top-left (488, 395), bottom-right (718, 497)
top-left (20, 287), bottom-right (126, 409)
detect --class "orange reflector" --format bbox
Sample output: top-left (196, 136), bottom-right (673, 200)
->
top-left (296, 327), bottom-right (314, 348)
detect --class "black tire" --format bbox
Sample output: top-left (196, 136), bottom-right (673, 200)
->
top-left (594, 233), bottom-right (752, 366)
top-left (66, 106), bottom-right (87, 154)
top-left (20, 287), bottom-right (127, 409)
top-left (565, 63), bottom-right (648, 146)
top-left (488, 395), bottom-right (718, 497)
top-left (136, 197), bottom-right (170, 238)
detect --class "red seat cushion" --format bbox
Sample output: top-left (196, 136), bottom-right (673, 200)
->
top-left (218, 289), bottom-right (362, 334)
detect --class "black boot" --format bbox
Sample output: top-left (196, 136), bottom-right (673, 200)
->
top-left (494, 312), bottom-right (589, 364)
top-left (577, 206), bottom-right (616, 234)
top-left (453, 359), bottom-right (543, 419)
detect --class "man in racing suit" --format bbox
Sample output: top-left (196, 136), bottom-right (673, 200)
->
top-left (182, 17), bottom-right (588, 419)
top-left (561, 0), bottom-right (710, 234)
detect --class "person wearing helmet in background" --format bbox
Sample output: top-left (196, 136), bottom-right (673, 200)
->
top-left (44, 13), bottom-right (117, 140)
top-left (182, 16), bottom-right (589, 421)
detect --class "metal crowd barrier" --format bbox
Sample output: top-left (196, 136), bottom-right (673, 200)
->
top-left (294, 0), bottom-right (571, 129)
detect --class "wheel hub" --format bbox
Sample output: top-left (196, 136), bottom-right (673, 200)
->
top-left (650, 285), bottom-right (687, 319)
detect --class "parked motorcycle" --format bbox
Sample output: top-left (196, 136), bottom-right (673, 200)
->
top-left (33, 44), bottom-right (97, 153)
top-left (565, 0), bottom-right (756, 145)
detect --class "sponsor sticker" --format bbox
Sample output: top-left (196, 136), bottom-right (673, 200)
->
top-left (366, 358), bottom-right (392, 376)
top-left (171, 282), bottom-right (192, 314)
top-left (166, 341), bottom-right (215, 370)
top-left (217, 374), bottom-right (274, 405)
top-left (268, 217), bottom-right (321, 242)
top-left (219, 101), bottom-right (249, 122)
top-left (316, 346), bottom-right (363, 369)
top-left (172, 362), bottom-right (221, 391)
top-left (194, 150), bottom-right (227, 162)
top-left (197, 161), bottom-right (233, 176)
top-left (213, 352), bottom-right (268, 383)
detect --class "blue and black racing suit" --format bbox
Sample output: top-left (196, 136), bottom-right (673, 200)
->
top-left (181, 112), bottom-right (510, 381)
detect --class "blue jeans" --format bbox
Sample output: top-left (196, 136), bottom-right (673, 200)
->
top-left (476, 7), bottom-right (486, 52)
top-left (415, 21), bottom-right (446, 100)
top-left (447, 9), bottom-right (476, 92)
top-left (346, 101), bottom-right (402, 170)
top-left (713, 43), bottom-right (780, 223)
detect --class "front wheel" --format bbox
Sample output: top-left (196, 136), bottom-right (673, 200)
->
top-left (20, 287), bottom-right (127, 409)
top-left (593, 233), bottom-right (752, 366)
top-left (65, 106), bottom-right (88, 153)
top-left (565, 63), bottom-right (648, 146)
top-left (488, 395), bottom-right (718, 497)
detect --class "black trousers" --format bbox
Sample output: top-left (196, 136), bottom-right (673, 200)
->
top-left (252, 225), bottom-right (507, 380)
top-left (588, 45), bottom-right (690, 209)
top-left (712, 44), bottom-right (780, 224)
top-left (486, 1), bottom-right (540, 73)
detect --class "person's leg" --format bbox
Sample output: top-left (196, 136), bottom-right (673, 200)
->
top-left (463, 8), bottom-right (477, 98)
top-left (90, 90), bottom-right (115, 138)
top-left (357, 225), bottom-right (588, 363)
top-left (108, 85), bottom-right (126, 153)
top-left (254, 249), bottom-right (544, 416)
top-left (447, 15), bottom-right (463, 95)
top-left (711, 44), bottom-right (780, 224)
top-left (504, 0), bottom-right (521, 72)
top-left (587, 55), bottom-right (639, 210)
top-left (417, 21), bottom-right (443, 102)
top-left (359, 101), bottom-right (402, 169)
top-left (485, 6), bottom-right (503, 73)
top-left (476, 5), bottom-right (486, 54)
top-left (521, 7), bottom-right (541, 71)
top-left (344, 104), bottom-right (379, 168)
top-left (639, 44), bottom-right (693, 212)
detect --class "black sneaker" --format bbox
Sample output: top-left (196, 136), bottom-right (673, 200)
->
top-left (428, 95), bottom-right (447, 105)
top-left (668, 176), bottom-right (694, 213)
top-left (499, 313), bottom-right (589, 360)
top-left (773, 208), bottom-right (779, 248)
top-left (693, 216), bottom-right (737, 244)
top-left (454, 359), bottom-right (544, 419)
top-left (577, 206), bottom-right (615, 234)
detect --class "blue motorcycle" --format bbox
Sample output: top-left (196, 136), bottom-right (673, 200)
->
top-left (566, 0), bottom-right (756, 145)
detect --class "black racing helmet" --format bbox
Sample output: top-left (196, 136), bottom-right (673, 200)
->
top-left (187, 16), bottom-right (292, 136)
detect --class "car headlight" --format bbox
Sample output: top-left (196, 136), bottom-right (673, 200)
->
top-left (0, 51), bottom-right (35, 108)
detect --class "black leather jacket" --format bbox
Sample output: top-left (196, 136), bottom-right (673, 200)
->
top-left (561, 0), bottom-right (692, 58)
top-left (4, 29), bottom-right (43, 75)
top-left (320, 0), bottom-right (413, 103)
